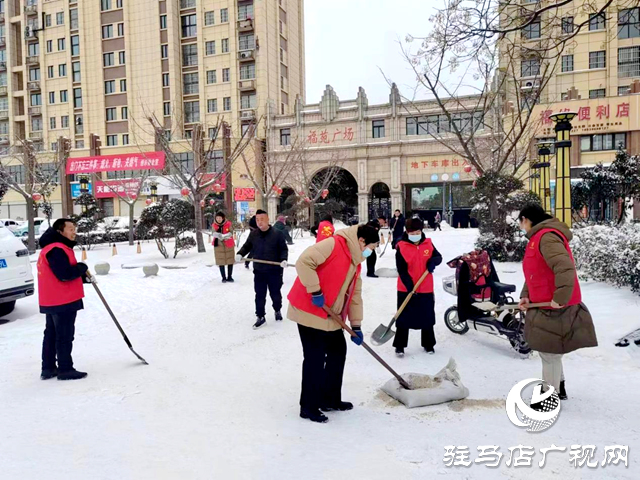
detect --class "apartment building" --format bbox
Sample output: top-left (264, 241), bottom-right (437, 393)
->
top-left (0, 0), bottom-right (304, 219)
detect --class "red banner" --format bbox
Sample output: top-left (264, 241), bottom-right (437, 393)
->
top-left (66, 151), bottom-right (166, 174)
top-left (95, 179), bottom-right (142, 199)
top-left (201, 173), bottom-right (227, 192)
top-left (234, 188), bottom-right (256, 201)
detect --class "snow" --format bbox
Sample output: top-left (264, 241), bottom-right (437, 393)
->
top-left (1, 228), bottom-right (639, 479)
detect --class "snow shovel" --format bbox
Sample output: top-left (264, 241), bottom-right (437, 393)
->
top-left (379, 232), bottom-right (393, 257)
top-left (322, 305), bottom-right (412, 390)
top-left (238, 257), bottom-right (294, 268)
top-left (87, 272), bottom-right (149, 365)
top-left (370, 269), bottom-right (431, 346)
top-left (473, 300), bottom-right (552, 312)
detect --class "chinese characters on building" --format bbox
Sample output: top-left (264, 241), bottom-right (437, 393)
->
top-left (66, 152), bottom-right (166, 174)
top-left (95, 179), bottom-right (142, 199)
top-left (539, 103), bottom-right (630, 134)
top-left (409, 159), bottom-right (469, 170)
top-left (307, 127), bottom-right (354, 145)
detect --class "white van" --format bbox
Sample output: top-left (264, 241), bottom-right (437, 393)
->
top-left (0, 219), bottom-right (20, 232)
top-left (0, 224), bottom-right (35, 316)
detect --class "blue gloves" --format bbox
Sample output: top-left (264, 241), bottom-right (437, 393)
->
top-left (312, 291), bottom-right (325, 307)
top-left (351, 327), bottom-right (364, 346)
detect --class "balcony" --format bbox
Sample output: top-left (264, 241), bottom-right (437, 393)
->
top-left (0, 111), bottom-right (8, 120)
top-left (29, 131), bottom-right (43, 140)
top-left (0, 13), bottom-right (4, 23)
top-left (27, 81), bottom-right (40, 91)
top-left (237, 19), bottom-right (254, 32)
top-left (26, 56), bottom-right (39, 66)
top-left (0, 135), bottom-right (9, 145)
top-left (238, 50), bottom-right (255, 62)
top-left (238, 80), bottom-right (256, 91)
top-left (0, 86), bottom-right (6, 95)
top-left (0, 37), bottom-right (5, 47)
top-left (28, 106), bottom-right (42, 115)
top-left (240, 109), bottom-right (256, 121)
top-left (0, 62), bottom-right (6, 71)
top-left (25, 5), bottom-right (38, 15)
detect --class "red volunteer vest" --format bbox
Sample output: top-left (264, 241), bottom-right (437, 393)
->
top-left (37, 243), bottom-right (84, 307)
top-left (315, 221), bottom-right (335, 243)
top-left (213, 220), bottom-right (235, 248)
top-left (522, 228), bottom-right (581, 306)
top-left (396, 238), bottom-right (434, 293)
top-left (288, 235), bottom-right (361, 319)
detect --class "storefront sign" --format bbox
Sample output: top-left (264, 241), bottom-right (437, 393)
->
top-left (410, 158), bottom-right (469, 170)
top-left (234, 188), bottom-right (256, 201)
top-left (95, 179), bottom-right (142, 199)
top-left (70, 181), bottom-right (92, 199)
top-left (66, 152), bottom-right (166, 174)
top-left (306, 127), bottom-right (355, 145)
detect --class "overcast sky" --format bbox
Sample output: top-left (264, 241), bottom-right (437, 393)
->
top-left (304, 0), bottom-right (437, 105)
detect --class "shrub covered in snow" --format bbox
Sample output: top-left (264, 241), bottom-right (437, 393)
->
top-left (572, 223), bottom-right (640, 293)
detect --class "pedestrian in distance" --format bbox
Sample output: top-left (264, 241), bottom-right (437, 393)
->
top-left (434, 211), bottom-right (442, 231)
top-left (390, 209), bottom-right (405, 249)
top-left (287, 224), bottom-right (380, 423)
top-left (212, 212), bottom-right (235, 283)
top-left (365, 218), bottom-right (382, 278)
top-left (311, 214), bottom-right (335, 243)
top-left (394, 217), bottom-right (442, 356)
top-left (236, 210), bottom-right (289, 329)
top-left (517, 204), bottom-right (597, 401)
top-left (38, 219), bottom-right (93, 381)
top-left (274, 215), bottom-right (294, 245)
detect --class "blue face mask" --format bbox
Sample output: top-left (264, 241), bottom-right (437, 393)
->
top-left (408, 234), bottom-right (422, 243)
top-left (362, 248), bottom-right (373, 258)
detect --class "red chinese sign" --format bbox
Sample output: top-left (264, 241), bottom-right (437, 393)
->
top-left (540, 103), bottom-right (630, 126)
top-left (66, 152), bottom-right (166, 174)
top-left (95, 179), bottom-right (142, 199)
top-left (307, 127), bottom-right (355, 145)
top-left (201, 173), bottom-right (227, 193)
top-left (234, 188), bottom-right (256, 201)
top-left (410, 159), bottom-right (468, 170)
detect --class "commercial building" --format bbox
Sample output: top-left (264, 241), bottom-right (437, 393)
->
top-left (0, 0), bottom-right (304, 219)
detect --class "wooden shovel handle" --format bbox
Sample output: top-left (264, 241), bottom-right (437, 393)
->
top-left (394, 268), bottom-right (431, 320)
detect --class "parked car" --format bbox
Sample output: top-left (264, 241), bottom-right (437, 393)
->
top-left (0, 219), bottom-right (20, 232)
top-left (0, 223), bottom-right (35, 317)
top-left (13, 217), bottom-right (48, 238)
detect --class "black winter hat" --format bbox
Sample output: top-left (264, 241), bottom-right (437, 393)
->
top-left (407, 218), bottom-right (424, 232)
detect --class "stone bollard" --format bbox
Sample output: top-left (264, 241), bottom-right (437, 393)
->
top-left (142, 263), bottom-right (159, 277)
top-left (94, 262), bottom-right (111, 276)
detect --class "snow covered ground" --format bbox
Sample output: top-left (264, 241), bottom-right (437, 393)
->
top-left (1, 228), bottom-right (639, 479)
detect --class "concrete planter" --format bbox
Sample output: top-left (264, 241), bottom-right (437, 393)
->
top-left (94, 262), bottom-right (111, 276)
top-left (143, 263), bottom-right (159, 277)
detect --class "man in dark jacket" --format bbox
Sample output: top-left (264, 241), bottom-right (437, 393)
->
top-left (275, 215), bottom-right (294, 245)
top-left (365, 218), bottom-right (381, 278)
top-left (390, 210), bottom-right (405, 248)
top-left (244, 215), bottom-right (257, 269)
top-left (38, 219), bottom-right (92, 381)
top-left (237, 210), bottom-right (288, 329)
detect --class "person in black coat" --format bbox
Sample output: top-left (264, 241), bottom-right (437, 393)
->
top-left (365, 218), bottom-right (381, 278)
top-left (394, 218), bottom-right (443, 356)
top-left (390, 210), bottom-right (405, 249)
top-left (244, 215), bottom-right (257, 269)
top-left (38, 219), bottom-right (92, 381)
top-left (237, 210), bottom-right (288, 329)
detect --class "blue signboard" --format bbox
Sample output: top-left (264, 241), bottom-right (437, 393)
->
top-left (430, 174), bottom-right (439, 182)
top-left (452, 173), bottom-right (460, 181)
top-left (71, 182), bottom-right (92, 199)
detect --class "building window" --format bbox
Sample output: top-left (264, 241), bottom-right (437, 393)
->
top-left (119, 51), bottom-right (126, 64)
top-left (45, 14), bottom-right (52, 27)
top-left (580, 133), bottom-right (626, 152)
top-left (7, 165), bottom-right (26, 184)
top-left (561, 55), bottom-right (574, 72)
top-left (59, 64), bottom-right (67, 77)
top-left (240, 63), bottom-right (255, 80)
top-left (75, 115), bottom-right (84, 134)
top-left (28, 43), bottom-right (39, 57)
top-left (103, 52), bottom-right (114, 67)
top-left (589, 89), bottom-right (606, 98)
top-left (162, 73), bottom-right (170, 87)
top-left (71, 35), bottom-right (80, 56)
top-left (180, 0), bottom-right (196, 8)
top-left (372, 120), bottom-right (385, 138)
top-left (589, 13), bottom-right (606, 31)
top-left (75, 140), bottom-right (85, 149)
top-left (73, 88), bottom-right (82, 108)
top-left (589, 50), bottom-right (606, 69)
top-left (523, 20), bottom-right (541, 40)
top-left (107, 135), bottom-right (118, 146)
top-left (521, 58), bottom-right (540, 77)
top-left (181, 14), bottom-right (197, 38)
top-left (118, 23), bottom-right (124, 36)
top-left (206, 70), bottom-right (217, 84)
top-left (618, 8), bottom-right (640, 39)
top-left (30, 93), bottom-right (42, 106)
top-left (222, 68), bottom-right (230, 82)
top-left (182, 44), bottom-right (198, 66)
top-left (163, 102), bottom-right (171, 116)
top-left (221, 8), bottom-right (229, 23)
top-left (102, 25), bottom-right (114, 39)
top-left (49, 92), bottom-right (56, 104)
top-left (117, 0), bottom-right (123, 8)
top-left (161, 44), bottom-right (169, 59)
top-left (46, 40), bottom-right (53, 53)
top-left (72, 62), bottom-right (81, 82)
top-left (239, 34), bottom-right (255, 50)
top-left (207, 98), bottom-right (217, 113)
top-left (122, 134), bottom-right (129, 145)
top-left (60, 90), bottom-right (68, 103)
top-left (101, 0), bottom-right (112, 12)
top-left (241, 93), bottom-right (256, 109)
top-left (106, 107), bottom-right (117, 121)
top-left (50, 117), bottom-right (56, 129)
top-left (58, 38), bottom-right (66, 51)
top-left (120, 79), bottom-right (127, 92)
top-left (105, 80), bottom-right (116, 94)
top-left (618, 85), bottom-right (631, 95)
top-left (56, 12), bottom-right (64, 25)
top-left (205, 11), bottom-right (215, 26)
top-left (619, 46), bottom-right (640, 78)
top-left (280, 128), bottom-right (290, 146)
top-left (31, 117), bottom-right (43, 132)
top-left (183, 73), bottom-right (199, 94)
top-left (184, 101), bottom-right (200, 123)
top-left (222, 38), bottom-right (229, 53)
top-left (562, 16), bottom-right (574, 34)
top-left (70, 9), bottom-right (79, 29)
top-left (160, 15), bottom-right (167, 29)
top-left (206, 41), bottom-right (216, 56)
top-left (29, 67), bottom-right (40, 81)
top-left (238, 3), bottom-right (254, 21)
top-left (208, 128), bottom-right (219, 141)
top-left (62, 116), bottom-right (69, 128)
top-left (223, 97), bottom-right (231, 111)
top-left (47, 66), bottom-right (54, 78)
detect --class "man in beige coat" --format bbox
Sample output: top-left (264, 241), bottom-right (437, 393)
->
top-left (287, 224), bottom-right (380, 423)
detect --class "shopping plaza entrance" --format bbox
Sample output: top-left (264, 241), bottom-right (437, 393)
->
top-left (405, 182), bottom-right (475, 228)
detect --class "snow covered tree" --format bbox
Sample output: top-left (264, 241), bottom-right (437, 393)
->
top-left (571, 163), bottom-right (617, 224)
top-left (136, 203), bottom-right (169, 259)
top-left (71, 193), bottom-right (103, 250)
top-left (160, 199), bottom-right (196, 258)
top-left (610, 148), bottom-right (640, 224)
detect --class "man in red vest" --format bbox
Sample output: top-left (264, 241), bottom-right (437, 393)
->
top-left (287, 224), bottom-right (380, 423)
top-left (38, 219), bottom-right (91, 381)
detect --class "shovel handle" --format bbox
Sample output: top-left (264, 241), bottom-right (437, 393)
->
top-left (239, 257), bottom-right (294, 268)
top-left (394, 269), bottom-right (431, 321)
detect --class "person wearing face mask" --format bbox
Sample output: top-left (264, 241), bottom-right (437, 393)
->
top-left (394, 217), bottom-right (442, 357)
top-left (287, 224), bottom-right (380, 423)
top-left (390, 209), bottom-right (405, 249)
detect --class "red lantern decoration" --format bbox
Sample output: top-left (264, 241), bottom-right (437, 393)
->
top-left (209, 199), bottom-right (215, 206)
top-left (277, 187), bottom-right (283, 195)
top-left (272, 185), bottom-right (280, 192)
top-left (32, 193), bottom-right (42, 202)
top-left (181, 187), bottom-right (190, 197)
top-left (472, 180), bottom-right (477, 188)
top-left (130, 193), bottom-right (137, 200)
top-left (200, 199), bottom-right (205, 208)
top-left (145, 198), bottom-right (153, 206)
top-left (305, 197), bottom-right (312, 204)
top-left (464, 165), bottom-right (472, 173)
top-left (321, 188), bottom-right (329, 199)
top-left (298, 191), bottom-right (305, 197)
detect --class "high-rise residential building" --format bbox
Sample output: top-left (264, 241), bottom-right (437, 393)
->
top-left (0, 0), bottom-right (305, 219)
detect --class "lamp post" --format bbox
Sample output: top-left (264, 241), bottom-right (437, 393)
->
top-left (536, 141), bottom-right (553, 215)
top-left (150, 182), bottom-right (158, 203)
top-left (79, 175), bottom-right (89, 214)
top-left (549, 112), bottom-right (576, 227)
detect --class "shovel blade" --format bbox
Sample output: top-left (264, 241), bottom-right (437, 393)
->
top-left (371, 323), bottom-right (395, 346)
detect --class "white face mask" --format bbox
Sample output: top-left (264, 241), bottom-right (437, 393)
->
top-left (408, 234), bottom-right (422, 243)
top-left (362, 247), bottom-right (373, 258)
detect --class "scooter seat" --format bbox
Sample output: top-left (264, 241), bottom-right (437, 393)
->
top-left (491, 281), bottom-right (516, 294)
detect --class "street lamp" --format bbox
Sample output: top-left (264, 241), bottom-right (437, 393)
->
top-left (536, 141), bottom-right (554, 215)
top-left (79, 176), bottom-right (89, 213)
top-left (549, 111), bottom-right (577, 227)
top-left (150, 182), bottom-right (158, 203)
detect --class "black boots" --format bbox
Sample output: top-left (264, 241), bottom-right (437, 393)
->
top-left (253, 317), bottom-right (266, 330)
top-left (58, 369), bottom-right (88, 381)
top-left (275, 311), bottom-right (283, 321)
top-left (559, 380), bottom-right (567, 400)
top-left (40, 368), bottom-right (58, 380)
top-left (320, 401), bottom-right (353, 412)
top-left (395, 348), bottom-right (405, 357)
top-left (300, 407), bottom-right (328, 423)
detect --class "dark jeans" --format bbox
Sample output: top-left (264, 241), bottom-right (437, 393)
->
top-left (366, 250), bottom-right (377, 276)
top-left (254, 271), bottom-right (283, 317)
top-left (298, 324), bottom-right (347, 409)
top-left (42, 312), bottom-right (77, 372)
top-left (219, 265), bottom-right (234, 279)
top-left (434, 222), bottom-right (442, 231)
top-left (393, 325), bottom-right (436, 350)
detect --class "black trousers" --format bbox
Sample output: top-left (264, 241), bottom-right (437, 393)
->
top-left (254, 271), bottom-right (283, 317)
top-left (366, 250), bottom-right (377, 276)
top-left (298, 324), bottom-right (347, 409)
top-left (393, 325), bottom-right (436, 350)
top-left (434, 222), bottom-right (442, 231)
top-left (219, 265), bottom-right (233, 279)
top-left (42, 311), bottom-right (77, 372)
